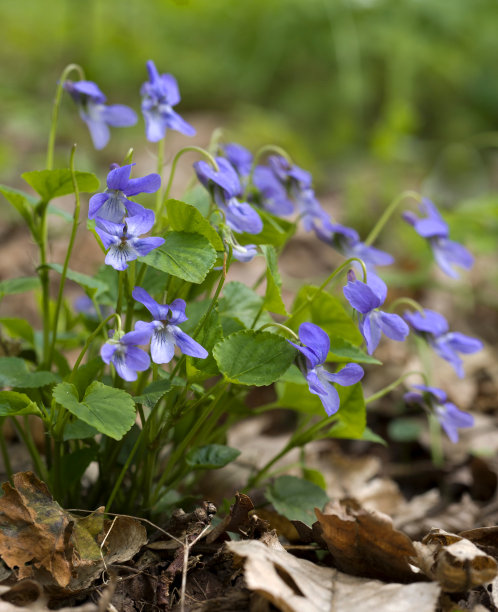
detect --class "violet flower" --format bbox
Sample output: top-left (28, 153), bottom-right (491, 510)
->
top-left (222, 143), bottom-right (253, 181)
top-left (100, 328), bottom-right (151, 381)
top-left (95, 212), bottom-right (164, 271)
top-left (253, 166), bottom-right (294, 216)
top-left (64, 80), bottom-right (137, 150)
top-left (343, 274), bottom-right (409, 354)
top-left (404, 308), bottom-right (483, 378)
top-left (404, 384), bottom-right (474, 442)
top-left (140, 60), bottom-right (195, 142)
top-left (132, 287), bottom-right (208, 364)
top-left (194, 157), bottom-right (263, 234)
top-left (402, 198), bottom-right (473, 278)
top-left (89, 163), bottom-right (161, 223)
top-left (288, 322), bottom-right (364, 416)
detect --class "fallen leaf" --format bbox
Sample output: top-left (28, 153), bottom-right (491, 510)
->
top-left (227, 538), bottom-right (441, 612)
top-left (412, 528), bottom-right (497, 592)
top-left (315, 501), bottom-right (420, 583)
top-left (0, 472), bottom-right (147, 593)
top-left (206, 493), bottom-right (256, 543)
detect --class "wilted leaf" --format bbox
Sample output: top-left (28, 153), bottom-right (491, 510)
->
top-left (315, 501), bottom-right (418, 583)
top-left (206, 493), bottom-right (256, 544)
top-left (413, 528), bottom-right (497, 592)
top-left (227, 538), bottom-right (440, 612)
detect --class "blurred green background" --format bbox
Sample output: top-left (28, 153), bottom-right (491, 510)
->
top-left (1, 0), bottom-right (498, 269)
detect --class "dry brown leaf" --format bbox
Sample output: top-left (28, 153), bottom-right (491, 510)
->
top-left (206, 493), bottom-right (256, 543)
top-left (459, 526), bottom-right (498, 559)
top-left (227, 538), bottom-right (441, 612)
top-left (315, 501), bottom-right (419, 583)
top-left (413, 528), bottom-right (497, 592)
top-left (0, 472), bottom-right (147, 594)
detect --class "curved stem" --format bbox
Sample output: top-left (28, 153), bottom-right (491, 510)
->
top-left (48, 145), bottom-right (80, 367)
top-left (388, 297), bottom-right (426, 316)
top-left (286, 257), bottom-right (367, 327)
top-left (364, 190), bottom-right (422, 247)
top-left (154, 138), bottom-right (165, 217)
top-left (364, 370), bottom-right (428, 405)
top-left (46, 63), bottom-right (85, 171)
top-left (258, 322), bottom-right (299, 341)
top-left (161, 146), bottom-right (220, 209)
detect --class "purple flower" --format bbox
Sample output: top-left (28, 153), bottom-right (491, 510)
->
top-left (288, 322), bottom-right (364, 416)
top-left (343, 275), bottom-right (409, 354)
top-left (403, 198), bottom-right (473, 278)
top-left (404, 384), bottom-right (474, 442)
top-left (404, 308), bottom-right (483, 378)
top-left (95, 212), bottom-right (165, 271)
top-left (140, 60), bottom-right (195, 142)
top-left (194, 157), bottom-right (263, 235)
top-left (231, 242), bottom-right (258, 263)
top-left (132, 287), bottom-right (208, 364)
top-left (253, 166), bottom-right (294, 216)
top-left (100, 328), bottom-right (151, 381)
top-left (63, 80), bottom-right (137, 150)
top-left (89, 163), bottom-right (161, 223)
top-left (222, 143), bottom-right (253, 179)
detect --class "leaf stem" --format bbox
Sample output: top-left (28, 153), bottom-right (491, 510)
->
top-left (364, 190), bottom-right (422, 247)
top-left (364, 370), bottom-right (428, 405)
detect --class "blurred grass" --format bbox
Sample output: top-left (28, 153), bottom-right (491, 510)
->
top-left (1, 0), bottom-right (498, 290)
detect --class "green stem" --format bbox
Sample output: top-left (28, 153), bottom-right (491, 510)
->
top-left (48, 145), bottom-right (80, 368)
top-left (38, 209), bottom-right (51, 369)
top-left (154, 138), bottom-right (165, 217)
top-left (11, 417), bottom-right (48, 481)
top-left (0, 419), bottom-right (13, 481)
top-left (364, 190), bottom-right (422, 247)
top-left (388, 297), bottom-right (426, 315)
top-left (46, 63), bottom-right (85, 171)
top-left (258, 322), bottom-right (299, 340)
top-left (160, 146), bottom-right (220, 223)
top-left (428, 413), bottom-right (444, 467)
top-left (364, 370), bottom-right (428, 405)
top-left (286, 257), bottom-right (367, 327)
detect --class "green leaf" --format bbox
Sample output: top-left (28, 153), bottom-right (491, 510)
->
top-left (0, 391), bottom-right (41, 416)
top-left (0, 277), bottom-right (39, 297)
top-left (213, 330), bottom-right (296, 386)
top-left (261, 245), bottom-right (287, 315)
top-left (134, 379), bottom-right (172, 409)
top-left (302, 467), bottom-right (327, 491)
top-left (0, 318), bottom-right (34, 344)
top-left (63, 419), bottom-right (100, 441)
top-left (70, 358), bottom-right (104, 399)
top-left (46, 264), bottom-right (108, 296)
top-left (53, 381), bottom-right (135, 440)
top-left (265, 475), bottom-right (329, 526)
top-left (362, 427), bottom-right (387, 446)
top-left (0, 185), bottom-right (37, 226)
top-left (290, 285), bottom-right (363, 345)
top-left (388, 418), bottom-right (423, 442)
top-left (141, 231), bottom-right (216, 283)
top-left (326, 382), bottom-right (366, 439)
top-left (166, 198), bottom-right (224, 250)
top-left (22, 169), bottom-right (99, 201)
top-left (191, 307), bottom-right (223, 375)
top-left (186, 444), bottom-right (240, 469)
top-left (0, 357), bottom-right (59, 389)
top-left (218, 281), bottom-right (272, 329)
top-left (329, 338), bottom-right (381, 364)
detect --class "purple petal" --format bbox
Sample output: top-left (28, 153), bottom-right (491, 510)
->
top-left (173, 327), bottom-right (208, 359)
top-left (415, 217), bottom-right (448, 238)
top-left (164, 108), bottom-right (196, 137)
top-left (133, 236), bottom-right (165, 257)
top-left (132, 287), bottom-right (162, 320)
top-left (223, 143), bottom-right (253, 176)
top-left (102, 104), bottom-right (137, 127)
top-left (306, 369), bottom-right (341, 416)
top-left (437, 403), bottom-right (474, 443)
top-left (68, 80), bottom-right (106, 102)
top-left (413, 384), bottom-right (447, 403)
top-left (324, 363), bottom-right (364, 387)
top-left (85, 118), bottom-right (110, 150)
top-left (125, 211), bottom-right (155, 237)
top-left (142, 109), bottom-right (166, 142)
top-left (232, 243), bottom-right (258, 262)
top-left (122, 328), bottom-right (153, 346)
top-left (433, 238), bottom-right (474, 278)
top-left (100, 342), bottom-right (118, 364)
top-left (225, 200), bottom-right (263, 234)
top-left (376, 311), bottom-right (410, 342)
top-left (444, 332), bottom-right (483, 354)
top-left (123, 173), bottom-right (161, 196)
top-left (194, 158), bottom-right (241, 197)
top-left (343, 280), bottom-right (382, 314)
top-left (404, 308), bottom-right (449, 336)
top-left (88, 193), bottom-right (110, 219)
top-left (107, 164), bottom-right (134, 191)
top-left (168, 298), bottom-right (188, 324)
top-left (122, 199), bottom-right (148, 219)
top-left (298, 322), bottom-right (330, 365)
top-left (124, 346), bottom-right (151, 371)
top-left (287, 341), bottom-right (322, 369)
top-left (361, 313), bottom-right (382, 355)
top-left (105, 245), bottom-right (135, 271)
top-left (150, 328), bottom-right (176, 364)
top-left (146, 60), bottom-right (161, 85)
